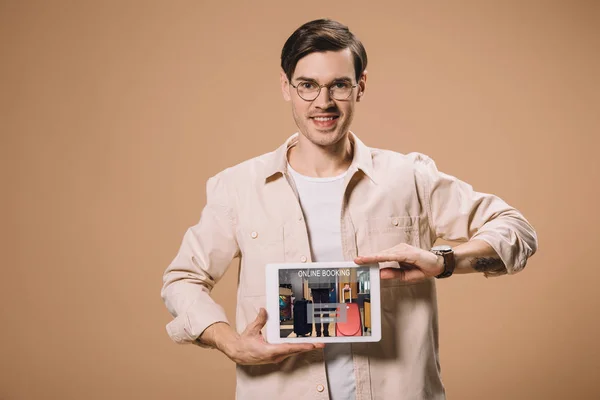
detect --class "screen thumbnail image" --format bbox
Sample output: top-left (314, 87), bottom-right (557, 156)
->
top-left (278, 266), bottom-right (372, 338)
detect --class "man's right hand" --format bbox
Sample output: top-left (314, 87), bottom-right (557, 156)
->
top-left (200, 308), bottom-right (324, 365)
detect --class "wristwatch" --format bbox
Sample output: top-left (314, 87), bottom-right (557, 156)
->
top-left (431, 245), bottom-right (456, 279)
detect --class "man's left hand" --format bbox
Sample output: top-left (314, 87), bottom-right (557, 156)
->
top-left (354, 243), bottom-right (444, 283)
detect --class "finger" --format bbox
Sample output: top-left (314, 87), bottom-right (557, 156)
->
top-left (357, 249), bottom-right (421, 266)
top-left (244, 308), bottom-right (268, 335)
top-left (354, 248), bottom-right (396, 264)
top-left (266, 343), bottom-right (321, 360)
top-left (279, 343), bottom-right (321, 353)
top-left (243, 341), bottom-right (323, 365)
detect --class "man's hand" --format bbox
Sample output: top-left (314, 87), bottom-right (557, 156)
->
top-left (354, 243), bottom-right (444, 283)
top-left (203, 308), bottom-right (324, 365)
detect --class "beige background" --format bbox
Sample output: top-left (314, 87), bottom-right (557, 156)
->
top-left (1, 1), bottom-right (599, 399)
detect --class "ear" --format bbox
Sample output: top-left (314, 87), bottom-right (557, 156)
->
top-left (280, 70), bottom-right (291, 101)
top-left (356, 70), bottom-right (367, 102)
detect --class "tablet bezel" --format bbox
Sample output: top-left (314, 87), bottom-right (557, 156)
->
top-left (265, 261), bottom-right (381, 344)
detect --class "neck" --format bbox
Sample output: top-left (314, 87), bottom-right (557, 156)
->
top-left (287, 132), bottom-right (353, 178)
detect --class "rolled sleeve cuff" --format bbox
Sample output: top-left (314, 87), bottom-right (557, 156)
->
top-left (165, 304), bottom-right (229, 348)
top-left (470, 230), bottom-right (533, 276)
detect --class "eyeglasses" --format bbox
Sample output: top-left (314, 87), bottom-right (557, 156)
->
top-left (289, 80), bottom-right (358, 101)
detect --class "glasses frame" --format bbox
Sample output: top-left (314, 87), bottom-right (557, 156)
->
top-left (289, 79), bottom-right (359, 101)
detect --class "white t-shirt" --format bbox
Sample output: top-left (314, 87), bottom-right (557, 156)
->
top-left (287, 163), bottom-right (356, 400)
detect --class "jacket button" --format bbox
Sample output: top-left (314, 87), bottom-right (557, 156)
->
top-left (251, 231), bottom-right (258, 239)
top-left (300, 256), bottom-right (307, 262)
top-left (391, 218), bottom-right (399, 226)
top-left (316, 384), bottom-right (324, 392)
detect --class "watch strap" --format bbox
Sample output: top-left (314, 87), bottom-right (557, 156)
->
top-left (434, 249), bottom-right (456, 279)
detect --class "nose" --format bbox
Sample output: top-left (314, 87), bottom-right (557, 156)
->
top-left (313, 85), bottom-right (335, 109)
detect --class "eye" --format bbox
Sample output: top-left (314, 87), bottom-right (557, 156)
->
top-left (334, 82), bottom-right (351, 89)
top-left (300, 81), bottom-right (318, 90)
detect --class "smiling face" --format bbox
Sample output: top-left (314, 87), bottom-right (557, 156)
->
top-left (281, 48), bottom-right (366, 148)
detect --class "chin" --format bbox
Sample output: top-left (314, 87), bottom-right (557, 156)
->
top-left (308, 131), bottom-right (345, 146)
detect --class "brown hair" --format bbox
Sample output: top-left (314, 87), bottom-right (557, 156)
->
top-left (281, 19), bottom-right (368, 82)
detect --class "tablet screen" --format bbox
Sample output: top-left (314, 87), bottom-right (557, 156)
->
top-left (277, 265), bottom-right (373, 339)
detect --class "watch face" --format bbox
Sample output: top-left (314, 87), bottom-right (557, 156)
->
top-left (431, 245), bottom-right (452, 252)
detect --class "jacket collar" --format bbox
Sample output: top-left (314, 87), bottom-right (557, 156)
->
top-left (263, 131), bottom-right (375, 183)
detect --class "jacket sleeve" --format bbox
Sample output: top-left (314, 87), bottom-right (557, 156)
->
top-left (161, 171), bottom-right (240, 346)
top-left (414, 153), bottom-right (538, 277)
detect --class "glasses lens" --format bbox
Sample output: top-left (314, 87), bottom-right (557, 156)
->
top-left (331, 82), bottom-right (353, 100)
top-left (297, 81), bottom-right (319, 101)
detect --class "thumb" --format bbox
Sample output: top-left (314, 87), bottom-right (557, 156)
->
top-left (244, 307), bottom-right (268, 335)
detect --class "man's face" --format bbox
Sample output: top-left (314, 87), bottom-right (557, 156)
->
top-left (280, 48), bottom-right (366, 147)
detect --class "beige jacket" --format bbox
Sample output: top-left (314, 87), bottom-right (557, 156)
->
top-left (161, 132), bottom-right (538, 400)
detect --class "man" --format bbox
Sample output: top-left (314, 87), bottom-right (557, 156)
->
top-left (161, 19), bottom-right (538, 400)
top-left (307, 271), bottom-right (335, 337)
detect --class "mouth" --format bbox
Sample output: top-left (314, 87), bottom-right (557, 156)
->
top-left (310, 115), bottom-right (340, 129)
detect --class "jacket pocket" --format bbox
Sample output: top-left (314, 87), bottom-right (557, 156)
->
top-left (237, 224), bottom-right (285, 297)
top-left (366, 216), bottom-right (420, 247)
top-left (365, 216), bottom-right (421, 281)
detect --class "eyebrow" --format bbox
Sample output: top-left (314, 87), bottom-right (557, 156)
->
top-left (294, 76), bottom-right (354, 84)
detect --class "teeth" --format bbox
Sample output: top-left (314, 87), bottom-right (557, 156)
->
top-left (314, 117), bottom-right (336, 121)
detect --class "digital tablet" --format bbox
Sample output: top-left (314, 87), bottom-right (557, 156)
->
top-left (265, 261), bottom-right (381, 344)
